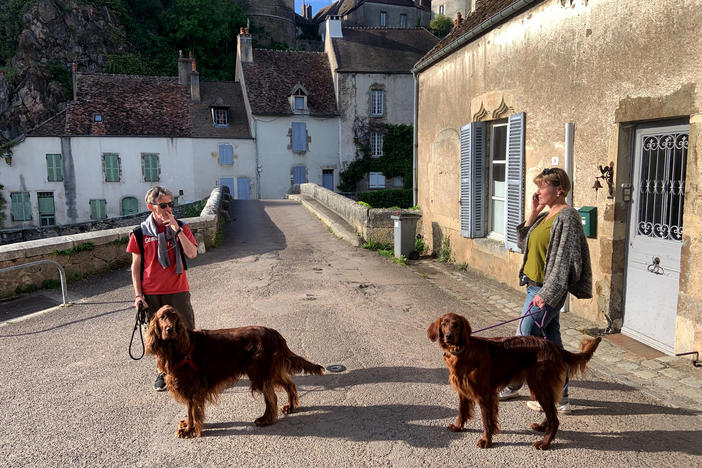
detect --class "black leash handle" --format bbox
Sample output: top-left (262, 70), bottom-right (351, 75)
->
top-left (129, 304), bottom-right (148, 360)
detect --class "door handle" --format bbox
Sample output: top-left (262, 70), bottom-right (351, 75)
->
top-left (647, 257), bottom-right (664, 275)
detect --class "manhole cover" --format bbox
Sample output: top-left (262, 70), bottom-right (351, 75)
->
top-left (326, 364), bottom-right (346, 373)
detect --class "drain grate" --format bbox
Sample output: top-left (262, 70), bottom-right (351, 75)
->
top-left (326, 364), bottom-right (346, 373)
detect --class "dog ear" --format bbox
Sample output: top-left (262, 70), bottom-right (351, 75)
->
top-left (427, 317), bottom-right (442, 342)
top-left (460, 315), bottom-right (472, 344)
top-left (145, 313), bottom-right (162, 355)
top-left (173, 309), bottom-right (190, 348)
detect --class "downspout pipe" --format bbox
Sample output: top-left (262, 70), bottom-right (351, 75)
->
top-left (563, 122), bottom-right (575, 313)
top-left (412, 72), bottom-right (419, 207)
top-left (412, 0), bottom-right (541, 74)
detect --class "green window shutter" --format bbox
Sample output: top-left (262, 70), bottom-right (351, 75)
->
top-left (38, 194), bottom-right (55, 215)
top-left (504, 113), bottom-right (525, 253)
top-left (104, 153), bottom-right (120, 182)
top-left (142, 154), bottom-right (159, 182)
top-left (459, 122), bottom-right (486, 238)
top-left (46, 154), bottom-right (63, 182)
top-left (90, 199), bottom-right (107, 219)
top-left (11, 192), bottom-right (31, 221)
top-left (121, 197), bottom-right (138, 215)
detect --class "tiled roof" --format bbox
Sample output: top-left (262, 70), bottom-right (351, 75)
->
top-left (191, 81), bottom-right (252, 139)
top-left (66, 74), bottom-right (192, 137)
top-left (415, 0), bottom-right (542, 72)
top-left (313, 0), bottom-right (418, 22)
top-left (333, 27), bottom-right (439, 73)
top-left (25, 74), bottom-right (252, 139)
top-left (241, 50), bottom-right (338, 116)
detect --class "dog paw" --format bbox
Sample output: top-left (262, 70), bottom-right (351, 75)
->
top-left (447, 423), bottom-right (464, 432)
top-left (280, 404), bottom-right (295, 415)
top-left (477, 438), bottom-right (492, 448)
top-left (530, 422), bottom-right (547, 432)
top-left (254, 416), bottom-right (275, 427)
top-left (175, 427), bottom-right (197, 439)
top-left (532, 440), bottom-right (551, 450)
top-left (178, 419), bottom-right (188, 430)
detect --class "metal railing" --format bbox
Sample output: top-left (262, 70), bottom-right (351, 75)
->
top-left (0, 260), bottom-right (69, 306)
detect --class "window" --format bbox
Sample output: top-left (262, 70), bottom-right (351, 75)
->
top-left (459, 113), bottom-right (525, 251)
top-left (11, 192), bottom-right (31, 221)
top-left (38, 192), bottom-right (55, 226)
top-left (391, 176), bottom-right (404, 188)
top-left (103, 153), bottom-right (120, 182)
top-left (488, 123), bottom-right (508, 238)
top-left (90, 199), bottom-right (107, 220)
top-left (290, 86), bottom-right (308, 113)
top-left (370, 89), bottom-right (384, 117)
top-left (439, 5), bottom-right (445, 15)
top-left (219, 144), bottom-right (233, 165)
top-left (400, 14), bottom-right (407, 28)
top-left (295, 96), bottom-right (305, 110)
top-left (121, 196), bottom-right (139, 216)
top-left (292, 166), bottom-right (307, 184)
top-left (46, 154), bottom-right (63, 182)
top-left (370, 132), bottom-right (383, 157)
top-left (142, 153), bottom-right (160, 182)
top-left (380, 11), bottom-right (387, 26)
top-left (291, 122), bottom-right (308, 152)
top-left (369, 172), bottom-right (386, 189)
top-left (212, 108), bottom-right (229, 127)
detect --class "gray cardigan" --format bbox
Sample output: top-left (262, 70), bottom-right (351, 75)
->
top-left (517, 206), bottom-right (592, 307)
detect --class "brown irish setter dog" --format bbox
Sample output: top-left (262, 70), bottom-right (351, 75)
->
top-left (146, 305), bottom-right (324, 438)
top-left (428, 313), bottom-right (601, 450)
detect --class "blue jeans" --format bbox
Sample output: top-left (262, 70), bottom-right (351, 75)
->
top-left (512, 285), bottom-right (569, 400)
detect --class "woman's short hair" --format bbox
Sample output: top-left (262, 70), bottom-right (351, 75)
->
top-left (145, 186), bottom-right (173, 204)
top-left (534, 167), bottom-right (571, 196)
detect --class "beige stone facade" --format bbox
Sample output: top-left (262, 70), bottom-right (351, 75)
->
top-left (414, 0), bottom-right (702, 354)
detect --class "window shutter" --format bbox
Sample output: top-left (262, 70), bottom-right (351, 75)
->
top-left (292, 123), bottom-right (307, 152)
top-left (104, 154), bottom-right (120, 182)
top-left (38, 195), bottom-right (55, 215)
top-left (11, 192), bottom-right (31, 221)
top-left (46, 154), bottom-right (63, 181)
top-left (504, 112), bottom-right (525, 252)
top-left (459, 122), bottom-right (486, 238)
top-left (219, 144), bottom-right (233, 165)
top-left (143, 154), bottom-right (159, 181)
top-left (122, 197), bottom-right (138, 215)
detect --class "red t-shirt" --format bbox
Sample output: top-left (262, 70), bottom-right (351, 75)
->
top-left (126, 224), bottom-right (197, 295)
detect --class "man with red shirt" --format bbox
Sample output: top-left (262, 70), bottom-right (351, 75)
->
top-left (127, 186), bottom-right (198, 391)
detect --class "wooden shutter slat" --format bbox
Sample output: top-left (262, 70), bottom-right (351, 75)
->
top-left (460, 122), bottom-right (486, 238)
top-left (505, 112), bottom-right (525, 252)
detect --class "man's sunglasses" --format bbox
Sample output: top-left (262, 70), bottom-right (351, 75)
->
top-left (157, 202), bottom-right (174, 209)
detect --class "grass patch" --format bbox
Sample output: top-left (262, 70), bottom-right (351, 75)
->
top-left (362, 240), bottom-right (391, 251)
top-left (414, 235), bottom-right (429, 255)
top-left (438, 235), bottom-right (452, 263)
top-left (53, 242), bottom-right (95, 256)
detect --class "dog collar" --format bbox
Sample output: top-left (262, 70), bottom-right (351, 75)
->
top-left (445, 346), bottom-right (465, 356)
top-left (172, 343), bottom-right (199, 372)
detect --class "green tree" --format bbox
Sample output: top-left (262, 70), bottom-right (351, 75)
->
top-left (0, 0), bottom-right (36, 66)
top-left (430, 14), bottom-right (453, 38)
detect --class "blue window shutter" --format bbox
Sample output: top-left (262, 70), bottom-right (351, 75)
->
top-left (292, 122), bottom-right (307, 152)
top-left (219, 144), bottom-right (233, 165)
top-left (459, 122), bottom-right (486, 238)
top-left (293, 166), bottom-right (307, 184)
top-left (504, 112), bottom-right (525, 252)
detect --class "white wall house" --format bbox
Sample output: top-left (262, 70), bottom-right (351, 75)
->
top-left (0, 59), bottom-right (255, 228)
top-left (236, 31), bottom-right (341, 198)
top-left (324, 17), bottom-right (438, 190)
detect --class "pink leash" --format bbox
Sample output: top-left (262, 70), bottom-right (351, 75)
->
top-left (472, 301), bottom-right (549, 339)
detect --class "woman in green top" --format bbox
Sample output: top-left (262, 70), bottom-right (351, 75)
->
top-left (499, 167), bottom-right (593, 413)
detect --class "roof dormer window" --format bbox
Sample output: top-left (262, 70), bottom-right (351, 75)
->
top-left (212, 107), bottom-right (229, 127)
top-left (289, 84), bottom-right (309, 114)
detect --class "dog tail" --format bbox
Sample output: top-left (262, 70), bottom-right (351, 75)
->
top-left (564, 336), bottom-right (602, 378)
top-left (285, 351), bottom-right (324, 376)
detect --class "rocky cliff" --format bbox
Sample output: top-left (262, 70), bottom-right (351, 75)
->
top-left (0, 0), bottom-right (127, 144)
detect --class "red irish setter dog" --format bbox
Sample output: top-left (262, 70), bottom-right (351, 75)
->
top-left (146, 305), bottom-right (324, 438)
top-left (428, 313), bottom-right (601, 450)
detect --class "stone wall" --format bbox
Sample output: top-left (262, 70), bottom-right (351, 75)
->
top-left (0, 187), bottom-right (227, 299)
top-left (298, 183), bottom-right (422, 245)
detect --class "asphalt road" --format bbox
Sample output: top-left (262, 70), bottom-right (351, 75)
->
top-left (1, 200), bottom-right (700, 467)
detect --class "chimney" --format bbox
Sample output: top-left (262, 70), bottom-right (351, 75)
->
top-left (471, 0), bottom-right (478, 13)
top-left (326, 15), bottom-right (343, 40)
top-left (72, 62), bottom-right (77, 101)
top-left (306, 4), bottom-right (312, 20)
top-left (454, 11), bottom-right (463, 28)
top-left (237, 27), bottom-right (253, 64)
top-left (190, 59), bottom-right (200, 103)
top-left (178, 50), bottom-right (192, 85)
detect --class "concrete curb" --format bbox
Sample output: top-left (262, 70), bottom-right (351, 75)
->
top-left (289, 194), bottom-right (362, 246)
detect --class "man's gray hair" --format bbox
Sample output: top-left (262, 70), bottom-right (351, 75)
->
top-left (145, 186), bottom-right (173, 204)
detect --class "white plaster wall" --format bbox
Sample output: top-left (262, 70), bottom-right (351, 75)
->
top-left (191, 138), bottom-right (257, 200)
top-left (255, 115), bottom-right (340, 199)
top-left (337, 72), bottom-right (415, 165)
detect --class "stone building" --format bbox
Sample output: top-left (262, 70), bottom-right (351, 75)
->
top-left (247, 0), bottom-right (297, 48)
top-left (315, 0), bottom-right (432, 30)
top-left (412, 0), bottom-right (701, 356)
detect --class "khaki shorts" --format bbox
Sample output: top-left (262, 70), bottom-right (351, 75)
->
top-left (142, 291), bottom-right (195, 332)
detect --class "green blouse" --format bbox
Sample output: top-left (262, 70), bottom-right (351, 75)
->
top-left (522, 214), bottom-right (556, 284)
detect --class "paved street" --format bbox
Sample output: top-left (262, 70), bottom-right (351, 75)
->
top-left (1, 200), bottom-right (700, 467)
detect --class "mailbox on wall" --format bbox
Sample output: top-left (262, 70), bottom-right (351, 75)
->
top-left (578, 206), bottom-right (597, 238)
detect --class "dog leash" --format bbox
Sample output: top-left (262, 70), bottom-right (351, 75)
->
top-left (472, 301), bottom-right (549, 339)
top-left (129, 304), bottom-right (148, 360)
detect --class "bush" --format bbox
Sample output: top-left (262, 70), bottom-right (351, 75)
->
top-left (357, 189), bottom-right (412, 209)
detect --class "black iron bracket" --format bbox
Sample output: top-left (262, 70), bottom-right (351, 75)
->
top-left (675, 351), bottom-right (702, 367)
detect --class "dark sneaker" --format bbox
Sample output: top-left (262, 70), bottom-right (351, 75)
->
top-left (154, 373), bottom-right (167, 392)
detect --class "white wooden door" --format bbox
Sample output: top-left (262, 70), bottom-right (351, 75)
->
top-left (622, 124), bottom-right (689, 355)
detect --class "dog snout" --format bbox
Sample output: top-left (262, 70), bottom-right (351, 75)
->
top-left (444, 332), bottom-right (453, 339)
top-left (165, 326), bottom-right (174, 334)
